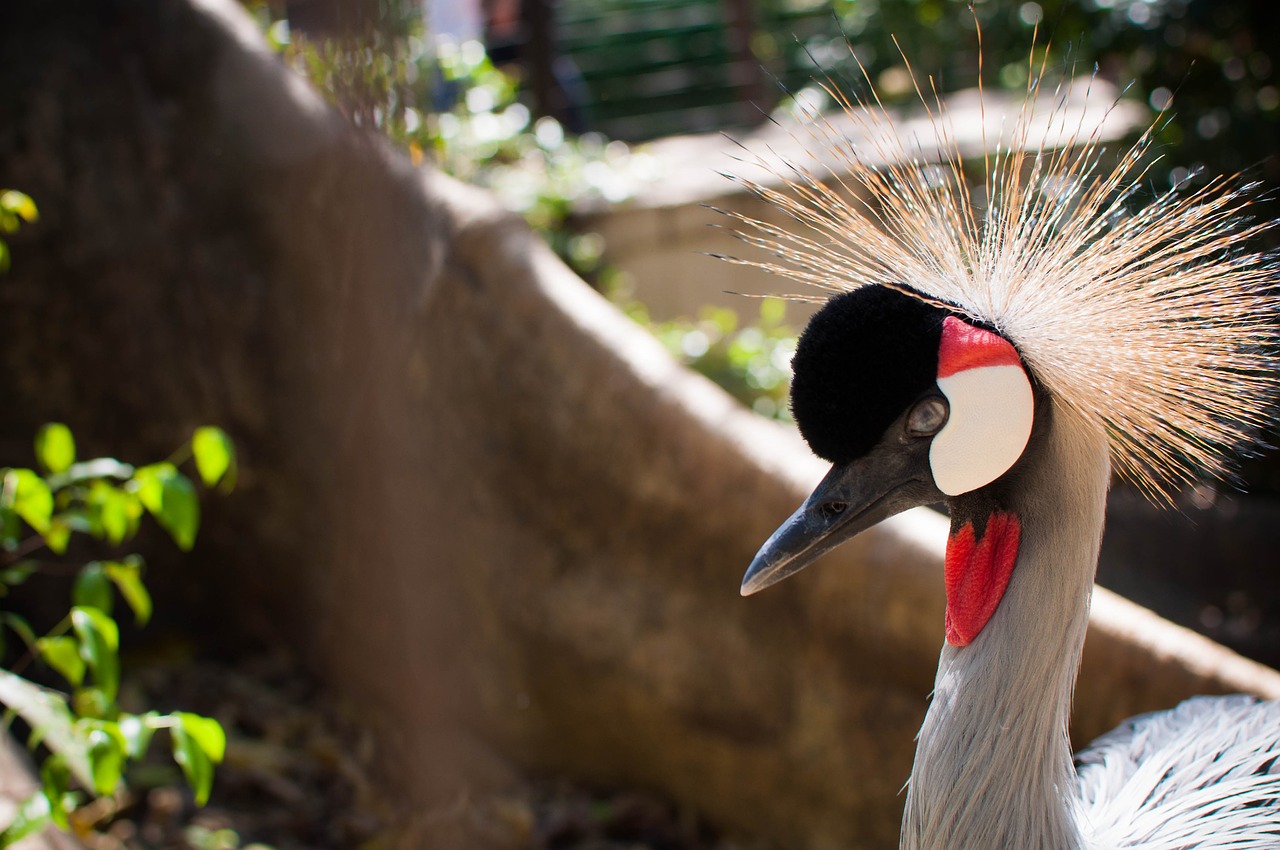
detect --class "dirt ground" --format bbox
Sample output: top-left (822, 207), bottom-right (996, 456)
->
top-left (62, 649), bottom-right (739, 850)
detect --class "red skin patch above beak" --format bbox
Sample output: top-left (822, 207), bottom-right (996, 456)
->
top-left (937, 316), bottom-right (1022, 378)
top-left (944, 511), bottom-right (1021, 646)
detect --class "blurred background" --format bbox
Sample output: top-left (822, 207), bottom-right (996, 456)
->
top-left (262, 0), bottom-right (1280, 454)
top-left (1, 1), bottom-right (1278, 848)
top-left (268, 0), bottom-right (1280, 654)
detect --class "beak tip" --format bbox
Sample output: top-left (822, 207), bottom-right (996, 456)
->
top-left (739, 561), bottom-right (776, 597)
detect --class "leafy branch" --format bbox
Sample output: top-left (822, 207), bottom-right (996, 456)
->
top-left (0, 424), bottom-right (236, 845)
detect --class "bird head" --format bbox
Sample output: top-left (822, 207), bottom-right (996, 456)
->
top-left (729, 44), bottom-right (1280, 651)
top-left (741, 285), bottom-right (1038, 633)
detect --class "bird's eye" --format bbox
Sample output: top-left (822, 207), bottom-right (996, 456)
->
top-left (907, 396), bottom-right (949, 437)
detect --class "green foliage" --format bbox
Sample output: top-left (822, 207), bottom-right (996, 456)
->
top-left (34, 424), bottom-right (74, 477)
top-left (0, 190), bottom-right (36, 275)
top-left (421, 40), bottom-right (657, 285)
top-left (0, 426), bottom-right (236, 845)
top-left (192, 426), bottom-right (237, 490)
top-left (762, 0), bottom-right (1280, 204)
top-left (133, 463), bottom-right (200, 552)
top-left (635, 298), bottom-right (798, 422)
top-left (245, 2), bottom-right (654, 286)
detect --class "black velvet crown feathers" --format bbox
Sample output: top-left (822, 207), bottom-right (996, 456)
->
top-left (790, 286), bottom-right (950, 465)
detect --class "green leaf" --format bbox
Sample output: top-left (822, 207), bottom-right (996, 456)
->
top-left (39, 756), bottom-right (69, 830)
top-left (178, 713), bottom-right (226, 763)
top-left (70, 607), bottom-right (118, 652)
top-left (84, 725), bottom-right (124, 795)
top-left (0, 670), bottom-right (93, 790)
top-left (34, 424), bottom-right (75, 475)
top-left (0, 240), bottom-right (8, 275)
top-left (36, 637), bottom-right (84, 688)
top-left (0, 191), bottom-right (37, 223)
top-left (191, 427), bottom-right (235, 489)
top-left (92, 481), bottom-right (141, 545)
top-left (70, 607), bottom-right (119, 702)
top-left (0, 790), bottom-right (52, 845)
top-left (73, 563), bottom-right (114, 615)
top-left (1, 469), bottom-right (52, 535)
top-left (171, 723), bottom-right (215, 805)
top-left (0, 613), bottom-right (38, 656)
top-left (132, 463), bottom-right (200, 550)
top-left (71, 686), bottom-right (111, 721)
top-left (98, 490), bottom-right (127, 544)
top-left (42, 518), bottom-right (70, 555)
top-left (118, 713), bottom-right (157, 759)
top-left (104, 558), bottom-right (151, 626)
top-left (0, 506), bottom-right (18, 551)
top-left (131, 463), bottom-right (165, 512)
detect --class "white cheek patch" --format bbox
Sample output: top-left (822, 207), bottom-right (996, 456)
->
top-left (929, 317), bottom-right (1034, 496)
top-left (931, 366), bottom-right (1034, 495)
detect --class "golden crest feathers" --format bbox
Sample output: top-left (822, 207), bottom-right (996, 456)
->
top-left (723, 41), bottom-right (1280, 502)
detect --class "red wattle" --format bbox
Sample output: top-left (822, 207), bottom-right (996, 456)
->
top-left (944, 511), bottom-right (1021, 646)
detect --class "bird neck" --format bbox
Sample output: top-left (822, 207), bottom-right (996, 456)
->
top-left (902, 402), bottom-right (1111, 850)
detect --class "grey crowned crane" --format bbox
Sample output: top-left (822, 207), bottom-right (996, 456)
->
top-left (730, 46), bottom-right (1280, 850)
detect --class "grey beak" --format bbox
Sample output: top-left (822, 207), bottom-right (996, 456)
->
top-left (741, 437), bottom-right (941, 596)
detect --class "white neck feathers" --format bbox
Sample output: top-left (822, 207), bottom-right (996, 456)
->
top-left (903, 403), bottom-right (1111, 850)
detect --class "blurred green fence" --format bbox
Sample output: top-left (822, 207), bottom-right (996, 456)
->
top-left (557, 0), bottom-right (832, 140)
